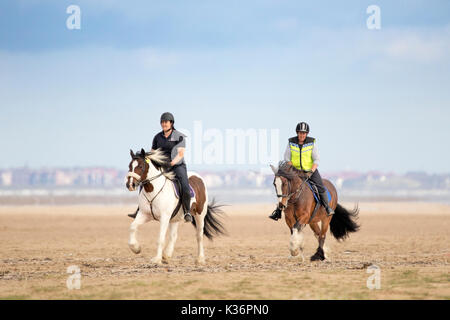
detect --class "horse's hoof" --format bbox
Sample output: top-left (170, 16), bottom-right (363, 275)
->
top-left (128, 243), bottom-right (141, 254)
top-left (290, 249), bottom-right (300, 257)
top-left (151, 257), bottom-right (162, 265)
top-left (162, 256), bottom-right (170, 264)
top-left (196, 257), bottom-right (206, 265)
top-left (310, 254), bottom-right (325, 261)
top-left (310, 247), bottom-right (325, 261)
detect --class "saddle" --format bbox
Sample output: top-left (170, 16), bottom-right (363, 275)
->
top-left (166, 179), bottom-right (195, 221)
top-left (307, 181), bottom-right (331, 203)
top-left (306, 181), bottom-right (332, 223)
top-left (171, 180), bottom-right (195, 199)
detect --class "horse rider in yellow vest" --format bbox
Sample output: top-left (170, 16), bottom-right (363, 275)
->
top-left (269, 122), bottom-right (335, 220)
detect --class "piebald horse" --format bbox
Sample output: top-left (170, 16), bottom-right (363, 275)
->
top-left (126, 148), bottom-right (226, 265)
top-left (271, 161), bottom-right (360, 262)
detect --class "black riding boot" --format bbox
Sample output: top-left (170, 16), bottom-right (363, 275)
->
top-left (173, 164), bottom-right (193, 223)
top-left (180, 182), bottom-right (192, 223)
top-left (179, 181), bottom-right (193, 223)
top-left (269, 205), bottom-right (283, 221)
top-left (182, 202), bottom-right (193, 223)
top-left (320, 191), bottom-right (334, 216)
top-left (128, 206), bottom-right (139, 219)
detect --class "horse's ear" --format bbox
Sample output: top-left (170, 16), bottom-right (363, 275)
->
top-left (270, 164), bottom-right (278, 175)
top-left (140, 148), bottom-right (145, 156)
top-left (130, 149), bottom-right (134, 158)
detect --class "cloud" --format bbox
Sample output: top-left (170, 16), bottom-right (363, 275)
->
top-left (305, 25), bottom-right (450, 67)
top-left (132, 48), bottom-right (181, 70)
top-left (383, 29), bottom-right (450, 63)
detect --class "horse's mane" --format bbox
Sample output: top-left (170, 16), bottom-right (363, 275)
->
top-left (146, 149), bottom-right (169, 166)
top-left (276, 161), bottom-right (308, 181)
top-left (135, 149), bottom-right (176, 180)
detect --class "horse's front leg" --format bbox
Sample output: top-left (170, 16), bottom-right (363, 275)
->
top-left (311, 218), bottom-right (330, 261)
top-left (285, 206), bottom-right (306, 262)
top-left (128, 211), bottom-right (150, 254)
top-left (151, 211), bottom-right (171, 265)
top-left (289, 224), bottom-right (306, 262)
top-left (310, 221), bottom-right (330, 260)
top-left (162, 222), bottom-right (179, 264)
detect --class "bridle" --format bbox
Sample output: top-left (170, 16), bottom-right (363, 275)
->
top-left (127, 156), bottom-right (168, 219)
top-left (127, 157), bottom-right (164, 186)
top-left (274, 174), bottom-right (310, 203)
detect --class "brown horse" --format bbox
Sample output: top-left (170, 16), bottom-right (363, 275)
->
top-left (271, 161), bottom-right (360, 261)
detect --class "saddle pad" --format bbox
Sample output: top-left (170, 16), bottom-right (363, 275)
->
top-left (307, 181), bottom-right (331, 203)
top-left (171, 180), bottom-right (195, 199)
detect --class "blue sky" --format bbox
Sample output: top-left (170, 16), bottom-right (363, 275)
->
top-left (1, 0), bottom-right (449, 173)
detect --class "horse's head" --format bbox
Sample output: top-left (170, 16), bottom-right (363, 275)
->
top-left (126, 148), bottom-right (175, 192)
top-left (126, 148), bottom-right (150, 192)
top-left (270, 161), bottom-right (305, 208)
top-left (271, 164), bottom-right (289, 208)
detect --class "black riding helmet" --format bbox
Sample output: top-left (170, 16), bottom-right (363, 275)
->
top-left (296, 122), bottom-right (310, 133)
top-left (160, 112), bottom-right (175, 124)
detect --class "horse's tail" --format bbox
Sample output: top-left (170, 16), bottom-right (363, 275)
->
top-left (329, 203), bottom-right (360, 241)
top-left (191, 198), bottom-right (228, 240)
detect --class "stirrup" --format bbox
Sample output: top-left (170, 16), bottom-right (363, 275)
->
top-left (128, 208), bottom-right (139, 219)
top-left (269, 208), bottom-right (282, 221)
top-left (326, 207), bottom-right (335, 216)
top-left (184, 212), bottom-right (193, 223)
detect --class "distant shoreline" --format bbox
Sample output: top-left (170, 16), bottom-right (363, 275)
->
top-left (1, 201), bottom-right (450, 216)
top-left (0, 186), bottom-right (449, 206)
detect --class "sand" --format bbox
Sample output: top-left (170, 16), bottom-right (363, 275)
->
top-left (0, 202), bottom-right (449, 299)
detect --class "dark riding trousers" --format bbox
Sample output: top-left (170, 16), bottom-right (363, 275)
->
top-left (309, 170), bottom-right (326, 194)
top-left (172, 163), bottom-right (191, 213)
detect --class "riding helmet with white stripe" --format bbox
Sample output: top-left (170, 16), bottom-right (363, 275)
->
top-left (296, 122), bottom-right (310, 133)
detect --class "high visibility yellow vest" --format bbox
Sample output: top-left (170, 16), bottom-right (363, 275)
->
top-left (289, 137), bottom-right (315, 171)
